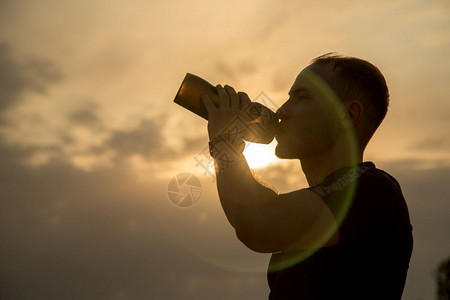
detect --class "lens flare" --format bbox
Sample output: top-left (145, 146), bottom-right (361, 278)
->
top-left (268, 69), bottom-right (360, 271)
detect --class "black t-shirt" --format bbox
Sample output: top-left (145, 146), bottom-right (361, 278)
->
top-left (267, 162), bottom-right (413, 299)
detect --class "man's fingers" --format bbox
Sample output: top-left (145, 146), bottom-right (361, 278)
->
top-left (238, 91), bottom-right (252, 109)
top-left (216, 85), bottom-right (230, 108)
top-left (202, 93), bottom-right (217, 116)
top-left (224, 85), bottom-right (239, 110)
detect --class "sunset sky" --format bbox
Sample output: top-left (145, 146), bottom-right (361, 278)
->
top-left (1, 0), bottom-right (450, 299)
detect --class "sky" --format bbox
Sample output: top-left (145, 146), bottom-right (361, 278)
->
top-left (0, 0), bottom-right (449, 299)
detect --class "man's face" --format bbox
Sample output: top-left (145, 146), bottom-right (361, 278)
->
top-left (275, 64), bottom-right (347, 159)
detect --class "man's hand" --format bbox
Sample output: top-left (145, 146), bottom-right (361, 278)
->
top-left (202, 84), bottom-right (251, 141)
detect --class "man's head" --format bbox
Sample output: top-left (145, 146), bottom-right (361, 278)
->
top-left (275, 53), bottom-right (390, 159)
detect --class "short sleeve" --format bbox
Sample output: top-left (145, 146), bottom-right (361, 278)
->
top-left (308, 163), bottom-right (401, 244)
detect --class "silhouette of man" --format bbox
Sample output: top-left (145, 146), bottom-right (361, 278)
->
top-left (202, 53), bottom-right (413, 299)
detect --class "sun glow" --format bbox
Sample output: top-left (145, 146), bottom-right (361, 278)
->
top-left (243, 140), bottom-right (280, 169)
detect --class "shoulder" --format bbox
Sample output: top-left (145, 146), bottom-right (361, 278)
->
top-left (357, 163), bottom-right (406, 209)
top-left (360, 163), bottom-right (401, 188)
top-left (309, 162), bottom-right (411, 241)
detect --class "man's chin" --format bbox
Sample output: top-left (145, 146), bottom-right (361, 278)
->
top-left (275, 144), bottom-right (299, 159)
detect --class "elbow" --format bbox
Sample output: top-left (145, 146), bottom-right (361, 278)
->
top-left (235, 228), bottom-right (275, 253)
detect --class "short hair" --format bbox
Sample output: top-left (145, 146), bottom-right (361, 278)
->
top-left (311, 53), bottom-right (389, 144)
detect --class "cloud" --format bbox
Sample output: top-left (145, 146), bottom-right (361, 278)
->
top-left (1, 136), bottom-right (449, 300)
top-left (0, 43), bottom-right (29, 112)
top-left (0, 42), bottom-right (62, 114)
top-left (213, 58), bottom-right (259, 83)
top-left (0, 139), bottom-right (269, 299)
top-left (104, 115), bottom-right (207, 166)
top-left (106, 119), bottom-right (164, 159)
top-left (0, 97), bottom-right (207, 171)
top-left (413, 137), bottom-right (450, 152)
top-left (69, 103), bottom-right (100, 127)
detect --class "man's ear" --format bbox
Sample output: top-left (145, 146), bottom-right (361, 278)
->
top-left (342, 101), bottom-right (363, 128)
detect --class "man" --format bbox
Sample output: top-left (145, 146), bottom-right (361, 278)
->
top-left (202, 53), bottom-right (413, 299)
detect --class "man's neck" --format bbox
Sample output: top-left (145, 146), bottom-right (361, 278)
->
top-left (300, 139), bottom-right (363, 187)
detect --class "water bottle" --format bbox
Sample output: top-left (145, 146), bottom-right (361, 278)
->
top-left (173, 73), bottom-right (278, 144)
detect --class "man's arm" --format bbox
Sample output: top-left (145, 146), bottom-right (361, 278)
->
top-left (202, 85), bottom-right (339, 253)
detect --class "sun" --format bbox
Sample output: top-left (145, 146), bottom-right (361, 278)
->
top-left (243, 140), bottom-right (280, 169)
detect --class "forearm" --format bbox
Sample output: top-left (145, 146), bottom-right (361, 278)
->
top-left (213, 150), bottom-right (277, 230)
top-left (200, 84), bottom-right (277, 231)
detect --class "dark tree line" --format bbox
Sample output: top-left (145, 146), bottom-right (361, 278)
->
top-left (437, 257), bottom-right (450, 300)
